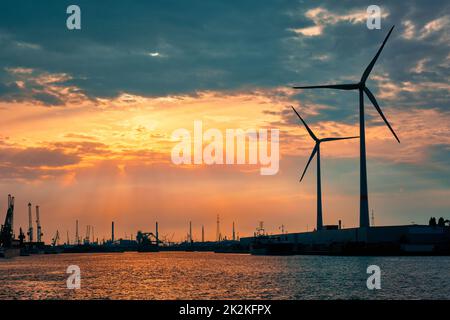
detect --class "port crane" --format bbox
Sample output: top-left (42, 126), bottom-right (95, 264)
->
top-left (136, 230), bottom-right (159, 252)
top-left (18, 228), bottom-right (25, 245)
top-left (52, 230), bottom-right (60, 246)
top-left (0, 195), bottom-right (15, 248)
top-left (136, 231), bottom-right (158, 245)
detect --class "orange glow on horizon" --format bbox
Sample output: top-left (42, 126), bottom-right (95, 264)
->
top-left (1, 85), bottom-right (449, 242)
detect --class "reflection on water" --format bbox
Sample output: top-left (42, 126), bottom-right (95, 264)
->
top-left (0, 252), bottom-right (449, 299)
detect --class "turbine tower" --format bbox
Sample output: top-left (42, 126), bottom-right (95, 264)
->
top-left (292, 107), bottom-right (358, 231)
top-left (292, 26), bottom-right (400, 228)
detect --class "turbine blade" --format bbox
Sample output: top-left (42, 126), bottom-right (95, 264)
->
top-left (293, 84), bottom-right (358, 90)
top-left (364, 87), bottom-right (400, 143)
top-left (321, 136), bottom-right (359, 142)
top-left (300, 145), bottom-right (318, 182)
top-left (291, 106), bottom-right (318, 142)
top-left (361, 25), bottom-right (395, 83)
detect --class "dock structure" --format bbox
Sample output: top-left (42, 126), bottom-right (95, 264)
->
top-left (241, 225), bottom-right (450, 255)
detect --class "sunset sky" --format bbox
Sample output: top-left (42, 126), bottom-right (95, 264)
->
top-left (0, 1), bottom-right (449, 243)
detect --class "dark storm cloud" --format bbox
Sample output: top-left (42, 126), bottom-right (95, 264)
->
top-left (0, 81), bottom-right (21, 96)
top-left (0, 1), bottom-right (447, 116)
top-left (0, 0), bottom-right (299, 99)
top-left (0, 65), bottom-right (86, 106)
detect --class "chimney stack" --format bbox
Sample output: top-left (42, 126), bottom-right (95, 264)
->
top-left (232, 222), bottom-right (235, 241)
top-left (111, 221), bottom-right (115, 243)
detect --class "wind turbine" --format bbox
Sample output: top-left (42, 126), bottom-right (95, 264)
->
top-left (292, 106), bottom-right (358, 231)
top-left (292, 25), bottom-right (400, 228)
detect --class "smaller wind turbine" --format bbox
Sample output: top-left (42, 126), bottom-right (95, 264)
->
top-left (292, 106), bottom-right (358, 231)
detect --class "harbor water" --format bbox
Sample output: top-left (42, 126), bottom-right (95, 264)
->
top-left (0, 252), bottom-right (449, 299)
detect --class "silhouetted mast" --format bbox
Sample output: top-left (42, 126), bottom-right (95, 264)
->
top-left (371, 209), bottom-right (375, 226)
top-left (232, 222), bottom-right (235, 241)
top-left (8, 195), bottom-right (14, 236)
top-left (216, 214), bottom-right (222, 242)
top-left (75, 220), bottom-right (79, 245)
top-left (85, 225), bottom-right (90, 244)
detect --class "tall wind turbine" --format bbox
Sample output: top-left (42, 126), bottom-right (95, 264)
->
top-left (292, 107), bottom-right (358, 231)
top-left (292, 26), bottom-right (400, 228)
